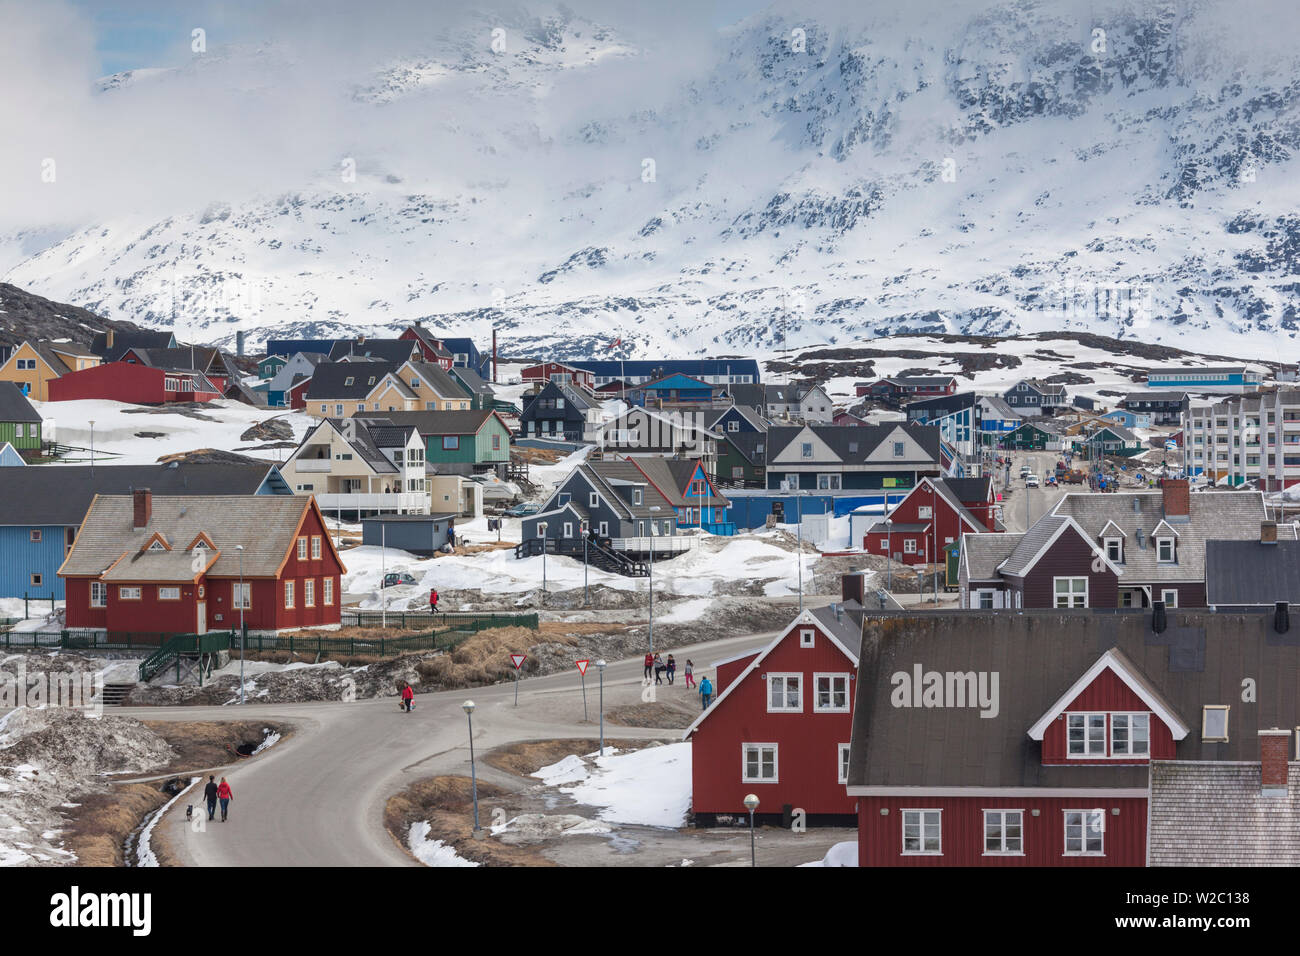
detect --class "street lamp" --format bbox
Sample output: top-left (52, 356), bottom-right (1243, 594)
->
top-left (596, 659), bottom-right (607, 756)
top-left (743, 793), bottom-right (759, 866)
top-left (646, 508), bottom-right (661, 653)
top-left (236, 545), bottom-right (245, 705)
top-left (88, 420), bottom-right (95, 474)
top-left (885, 517), bottom-right (893, 592)
top-left (537, 521), bottom-right (548, 602)
top-left (581, 519), bottom-right (589, 606)
top-left (463, 700), bottom-right (481, 834)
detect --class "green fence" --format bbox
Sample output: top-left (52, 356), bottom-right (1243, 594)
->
top-left (340, 610), bottom-right (538, 631)
top-left (2, 631), bottom-right (191, 650)
top-left (237, 627), bottom-right (473, 657)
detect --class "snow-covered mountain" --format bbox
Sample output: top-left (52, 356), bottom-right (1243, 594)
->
top-left (4, 0), bottom-right (1300, 359)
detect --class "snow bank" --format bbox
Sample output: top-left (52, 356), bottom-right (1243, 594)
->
top-left (407, 821), bottom-right (479, 867)
top-left (797, 841), bottom-right (859, 867)
top-left (136, 777), bottom-right (198, 867)
top-left (561, 743), bottom-right (692, 828)
top-left (532, 754), bottom-right (589, 785)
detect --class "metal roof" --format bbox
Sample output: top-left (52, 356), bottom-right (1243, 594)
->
top-left (1205, 538), bottom-right (1300, 606)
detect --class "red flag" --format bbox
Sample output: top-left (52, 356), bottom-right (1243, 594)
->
top-left (608, 338), bottom-right (621, 350)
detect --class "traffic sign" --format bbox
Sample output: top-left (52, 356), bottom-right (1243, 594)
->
top-left (510, 654), bottom-right (527, 670)
top-left (576, 659), bottom-right (590, 676)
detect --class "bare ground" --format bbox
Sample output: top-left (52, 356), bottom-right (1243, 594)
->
top-left (605, 699), bottom-right (697, 729)
top-left (482, 738), bottom-right (647, 777)
top-left (383, 775), bottom-right (552, 866)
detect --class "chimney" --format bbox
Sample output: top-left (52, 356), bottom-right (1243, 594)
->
top-left (236, 330), bottom-right (246, 357)
top-left (841, 571), bottom-right (867, 606)
top-left (106, 328), bottom-right (115, 350)
top-left (1162, 478), bottom-right (1190, 520)
top-left (1259, 729), bottom-right (1290, 797)
top-left (133, 488), bottom-right (152, 529)
top-left (1261, 521), bottom-right (1278, 545)
top-left (492, 328), bottom-right (498, 384)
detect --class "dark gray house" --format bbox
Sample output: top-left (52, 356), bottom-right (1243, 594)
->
top-left (1003, 379), bottom-right (1068, 415)
top-left (1121, 391), bottom-right (1190, 425)
top-left (519, 381), bottom-right (597, 442)
top-left (361, 513), bottom-right (457, 555)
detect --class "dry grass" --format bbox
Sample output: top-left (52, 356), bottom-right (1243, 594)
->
top-left (483, 738), bottom-right (647, 777)
top-left (384, 775), bottom-right (552, 867)
top-left (141, 720), bottom-right (289, 773)
top-left (605, 701), bottom-right (697, 729)
top-left (413, 625), bottom-right (542, 688)
top-left (63, 784), bottom-right (170, 867)
top-left (512, 446), bottom-right (564, 465)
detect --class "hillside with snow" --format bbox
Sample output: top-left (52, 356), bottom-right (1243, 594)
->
top-left (3, 0), bottom-right (1300, 358)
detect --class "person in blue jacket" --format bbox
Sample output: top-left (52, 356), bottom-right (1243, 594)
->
top-left (698, 675), bottom-right (714, 710)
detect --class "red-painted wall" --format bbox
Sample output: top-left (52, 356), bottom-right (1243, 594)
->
top-left (522, 362), bottom-right (594, 388)
top-left (856, 796), bottom-right (1148, 866)
top-left (47, 362), bottom-right (219, 404)
top-left (1040, 668), bottom-right (1176, 764)
top-left (690, 622), bottom-right (856, 817)
top-left (714, 652), bottom-right (758, 694)
top-left (864, 481), bottom-right (997, 564)
top-left (1008, 524), bottom-right (1119, 608)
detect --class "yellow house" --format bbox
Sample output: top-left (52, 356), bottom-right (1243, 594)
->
top-left (305, 362), bottom-right (389, 419)
top-left (0, 340), bottom-right (101, 401)
top-left (363, 361), bottom-right (472, 413)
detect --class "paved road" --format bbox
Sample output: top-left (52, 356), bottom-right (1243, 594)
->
top-left (140, 630), bottom-right (778, 867)
top-left (996, 450), bottom-right (1070, 533)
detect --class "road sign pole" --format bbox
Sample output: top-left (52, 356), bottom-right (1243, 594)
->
top-left (510, 653), bottom-right (527, 707)
top-left (514, 665), bottom-right (519, 707)
top-left (581, 672), bottom-right (588, 721)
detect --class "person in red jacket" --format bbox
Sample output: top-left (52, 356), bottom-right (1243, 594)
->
top-left (217, 777), bottom-right (233, 822)
top-left (401, 682), bottom-right (415, 713)
top-left (643, 652), bottom-right (654, 681)
top-left (429, 588), bottom-right (440, 613)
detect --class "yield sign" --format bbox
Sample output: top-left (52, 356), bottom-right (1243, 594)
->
top-left (510, 653), bottom-right (527, 670)
top-left (576, 659), bottom-right (590, 676)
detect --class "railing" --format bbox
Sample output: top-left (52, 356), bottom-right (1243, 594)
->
top-left (611, 536), bottom-right (693, 553)
top-left (316, 492), bottom-right (428, 511)
top-left (139, 632), bottom-right (233, 682)
top-left (296, 458), bottom-right (332, 472)
top-left (239, 627), bottom-right (477, 657)
top-left (339, 609), bottom-right (538, 631)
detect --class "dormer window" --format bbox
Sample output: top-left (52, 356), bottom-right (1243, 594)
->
top-left (344, 376), bottom-right (355, 387)
top-left (1104, 537), bottom-right (1122, 563)
top-left (633, 489), bottom-right (642, 506)
top-left (1156, 537), bottom-right (1175, 563)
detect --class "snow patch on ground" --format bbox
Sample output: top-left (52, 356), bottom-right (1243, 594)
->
top-left (561, 743), bottom-right (692, 829)
top-left (532, 754), bottom-right (589, 786)
top-left (136, 777), bottom-right (198, 867)
top-left (407, 821), bottom-right (479, 867)
top-left (798, 840), bottom-right (859, 868)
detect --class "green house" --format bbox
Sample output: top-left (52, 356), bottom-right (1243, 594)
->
top-left (0, 382), bottom-right (42, 450)
top-left (370, 409), bottom-right (513, 475)
top-left (1076, 424), bottom-right (1144, 459)
top-left (1002, 420), bottom-right (1063, 451)
top-left (258, 354), bottom-right (288, 379)
top-left (715, 432), bottom-right (766, 485)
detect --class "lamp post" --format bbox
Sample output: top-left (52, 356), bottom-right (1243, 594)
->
top-left (647, 507), bottom-right (660, 653)
top-left (88, 420), bottom-right (95, 474)
top-left (581, 519), bottom-right (589, 606)
top-left (236, 545), bottom-right (245, 705)
top-left (537, 521), bottom-right (548, 603)
top-left (796, 490), bottom-right (804, 613)
top-left (596, 659), bottom-right (607, 755)
top-left (885, 517), bottom-right (893, 591)
top-left (380, 522), bottom-right (387, 628)
top-left (462, 700), bottom-right (481, 834)
top-left (743, 793), bottom-right (759, 866)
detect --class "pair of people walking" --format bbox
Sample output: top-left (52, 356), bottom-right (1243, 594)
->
top-left (650, 653), bottom-right (679, 685)
top-left (203, 775), bottom-right (234, 822)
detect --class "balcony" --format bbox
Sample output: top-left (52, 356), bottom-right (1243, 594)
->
top-left (611, 536), bottom-right (694, 554)
top-left (315, 492), bottom-right (428, 513)
top-left (296, 458), bottom-right (332, 473)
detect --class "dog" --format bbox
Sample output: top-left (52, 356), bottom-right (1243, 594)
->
top-left (186, 804), bottom-right (194, 822)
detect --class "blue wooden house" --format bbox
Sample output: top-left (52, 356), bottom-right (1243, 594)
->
top-left (0, 442), bottom-right (25, 467)
top-left (625, 456), bottom-right (735, 535)
top-left (0, 462), bottom-right (291, 600)
top-left (631, 373), bottom-right (722, 406)
top-left (258, 354), bottom-right (288, 379)
top-left (1103, 408), bottom-right (1152, 430)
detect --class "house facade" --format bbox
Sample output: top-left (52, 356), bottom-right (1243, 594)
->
top-left (685, 603), bottom-right (861, 823)
top-left (1003, 380), bottom-right (1069, 415)
top-left (1122, 391), bottom-right (1189, 425)
top-left (367, 410), bottom-right (513, 477)
top-left (1146, 366), bottom-right (1262, 393)
top-left (46, 362), bottom-right (221, 404)
top-left (519, 381), bottom-right (600, 442)
top-left (857, 376), bottom-right (958, 401)
top-left (622, 456), bottom-right (733, 534)
top-left (60, 491), bottom-right (345, 636)
top-left (1183, 389), bottom-right (1300, 489)
top-left (571, 359), bottom-right (760, 388)
top-left (0, 383), bottom-right (44, 451)
top-left (0, 340), bottom-right (101, 401)
top-left (266, 352), bottom-right (327, 407)
top-left (766, 424), bottom-right (942, 492)
top-left (520, 361), bottom-right (595, 390)
top-left (279, 418), bottom-right (427, 515)
top-left (863, 476), bottom-right (999, 565)
top-left (903, 393), bottom-right (982, 459)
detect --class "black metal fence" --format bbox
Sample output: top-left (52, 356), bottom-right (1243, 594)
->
top-left (339, 609), bottom-right (538, 631)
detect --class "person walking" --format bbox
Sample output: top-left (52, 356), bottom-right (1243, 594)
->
top-left (698, 675), bottom-right (713, 710)
top-left (217, 777), bottom-right (233, 822)
top-left (643, 651), bottom-right (654, 681)
top-left (683, 658), bottom-right (695, 689)
top-left (400, 682), bottom-right (415, 713)
top-left (666, 654), bottom-right (676, 685)
top-left (429, 588), bottom-right (439, 613)
top-left (203, 775), bottom-right (219, 821)
top-left (653, 653), bottom-right (665, 685)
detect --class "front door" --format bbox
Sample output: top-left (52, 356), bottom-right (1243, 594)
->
top-left (196, 602), bottom-right (207, 635)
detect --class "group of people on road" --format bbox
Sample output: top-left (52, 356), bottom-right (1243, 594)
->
top-left (203, 775), bottom-right (234, 822)
top-left (642, 651), bottom-right (712, 709)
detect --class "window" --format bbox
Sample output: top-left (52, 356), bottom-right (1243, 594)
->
top-left (917, 505), bottom-right (932, 519)
top-left (799, 628), bottom-right (815, 648)
top-left (323, 576), bottom-right (334, 605)
top-left (492, 434), bottom-right (501, 451)
top-left (284, 580), bottom-right (295, 609)
top-left (801, 442), bottom-right (813, 459)
top-left (893, 441), bottom-right (905, 457)
top-left (90, 582), bottom-right (107, 607)
top-left (1156, 537), bottom-right (1175, 562)
top-left (838, 744), bottom-right (851, 785)
top-left (158, 586), bottom-right (180, 601)
top-left (589, 492), bottom-right (599, 508)
top-left (1202, 705), bottom-right (1230, 742)
top-left (119, 586), bottom-right (142, 601)
top-left (320, 404), bottom-right (328, 414)
top-left (311, 536), bottom-right (322, 560)
top-left (767, 674), bottom-right (802, 712)
top-left (1054, 577), bottom-right (1088, 608)
top-left (344, 376), bottom-right (355, 387)
top-left (732, 466), bottom-right (744, 479)
top-left (983, 810), bottom-right (1024, 855)
top-left (30, 572), bottom-right (42, 587)
top-left (443, 436), bottom-right (460, 450)
top-left (815, 674), bottom-right (850, 712)
top-left (1064, 810), bottom-right (1105, 855)
top-left (335, 404), bottom-right (344, 416)
top-left (633, 489), bottom-right (642, 506)
top-left (1111, 714), bottom-right (1149, 756)
top-left (902, 810), bottom-right (942, 854)
top-left (29, 529), bottom-right (41, 543)
top-left (297, 537), bottom-right (308, 561)
top-left (598, 522), bottom-right (608, 537)
top-left (903, 539), bottom-right (917, 554)
top-left (977, 590), bottom-right (995, 609)
top-left (742, 744), bottom-right (778, 782)
top-left (1161, 589), bottom-right (1178, 608)
top-left (817, 473), bottom-right (841, 490)
top-left (233, 582), bottom-right (251, 609)
top-left (1067, 713), bottom-right (1107, 756)
top-left (728, 420), bottom-right (739, 432)
top-left (1105, 538), bottom-right (1122, 562)
top-left (304, 578), bottom-right (316, 607)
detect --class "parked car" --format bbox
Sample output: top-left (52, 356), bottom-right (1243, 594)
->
top-left (1025, 474), bottom-right (1040, 488)
top-left (382, 572), bottom-right (418, 588)
top-left (1019, 465), bottom-right (1032, 478)
top-left (504, 502), bottom-right (541, 518)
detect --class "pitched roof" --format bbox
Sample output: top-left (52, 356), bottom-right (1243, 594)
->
top-left (90, 329), bottom-right (175, 361)
top-left (327, 339), bottom-right (421, 364)
top-left (404, 361), bottom-right (470, 399)
top-left (449, 366), bottom-right (494, 397)
top-left (846, 609), bottom-right (1300, 792)
top-left (721, 431), bottom-right (767, 464)
top-left (767, 423), bottom-right (941, 464)
top-left (0, 462), bottom-right (281, 525)
top-left (962, 532), bottom-right (1024, 580)
top-left (60, 494), bottom-right (335, 579)
top-left (305, 362), bottom-right (396, 400)
top-left (0, 382), bottom-right (41, 423)
top-left (363, 409), bottom-right (502, 436)
top-left (705, 404), bottom-right (768, 432)
top-left (546, 460), bottom-right (676, 522)
top-left (1205, 538), bottom-right (1300, 606)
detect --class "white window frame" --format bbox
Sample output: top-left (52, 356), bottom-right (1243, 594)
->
top-left (901, 809), bottom-right (942, 855)
top-left (766, 673), bottom-right (802, 713)
top-left (837, 743), bottom-right (851, 785)
top-left (118, 586), bottom-right (142, 601)
top-left (157, 586), bottom-right (181, 601)
top-left (977, 589), bottom-right (995, 609)
top-left (1053, 576), bottom-right (1088, 608)
top-left (1156, 536), bottom-right (1175, 563)
top-left (814, 673), bottom-right (851, 713)
top-left (903, 538), bottom-right (917, 554)
top-left (29, 529), bottom-right (41, 543)
top-left (1110, 713), bottom-right (1150, 757)
top-left (1161, 589), bottom-right (1178, 608)
top-left (1104, 537), bottom-right (1122, 563)
top-left (304, 578), bottom-right (315, 607)
top-left (311, 536), bottom-right (322, 560)
top-left (982, 809), bottom-right (1025, 856)
top-left (323, 576), bottom-right (334, 606)
top-left (297, 537), bottom-right (308, 561)
top-left (1063, 809), bottom-right (1105, 856)
top-left (90, 581), bottom-right (107, 608)
top-left (589, 492), bottom-right (599, 508)
top-left (233, 581), bottom-right (251, 610)
top-left (1202, 705), bottom-right (1230, 742)
top-left (1066, 712), bottom-right (1107, 757)
top-left (799, 627), bottom-right (815, 648)
top-left (741, 743), bottom-right (778, 783)
top-left (284, 580), bottom-right (295, 609)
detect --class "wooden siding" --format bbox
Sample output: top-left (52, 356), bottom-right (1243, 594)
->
top-left (0, 421), bottom-right (41, 450)
top-left (1040, 668), bottom-right (1177, 764)
top-left (1008, 524), bottom-right (1119, 608)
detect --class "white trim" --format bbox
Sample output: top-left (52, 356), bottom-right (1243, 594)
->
top-left (999, 515), bottom-right (1123, 578)
top-left (741, 742), bottom-right (779, 783)
top-left (981, 808), bottom-right (1025, 856)
top-left (1026, 648), bottom-right (1190, 742)
top-left (847, 786), bottom-right (1149, 797)
top-left (1053, 575), bottom-right (1089, 608)
top-left (1063, 808), bottom-right (1106, 856)
top-left (813, 672), bottom-right (851, 713)
top-left (837, 743), bottom-right (851, 785)
top-left (766, 672), bottom-right (803, 713)
top-left (900, 808), bottom-right (943, 856)
top-left (681, 608), bottom-right (859, 739)
top-left (710, 648), bottom-right (763, 670)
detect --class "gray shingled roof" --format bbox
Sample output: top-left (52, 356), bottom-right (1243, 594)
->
top-left (305, 362), bottom-right (395, 400)
top-left (327, 339), bottom-right (421, 364)
top-left (1149, 762), bottom-right (1300, 866)
top-left (1205, 538), bottom-right (1300, 606)
top-left (364, 409), bottom-right (500, 436)
top-left (767, 423), bottom-right (941, 464)
top-left (0, 381), bottom-right (41, 423)
top-left (962, 532), bottom-right (1024, 580)
top-left (61, 494), bottom-right (319, 578)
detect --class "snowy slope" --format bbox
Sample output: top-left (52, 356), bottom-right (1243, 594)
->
top-left (4, 1), bottom-right (1300, 358)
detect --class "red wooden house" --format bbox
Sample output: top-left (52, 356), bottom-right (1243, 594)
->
top-left (863, 476), bottom-right (998, 565)
top-left (59, 490), bottom-right (345, 636)
top-left (287, 374), bottom-right (313, 410)
top-left (46, 362), bottom-right (221, 405)
top-left (521, 361), bottom-right (595, 391)
top-left (845, 609), bottom-right (1298, 866)
top-left (684, 602), bottom-right (861, 824)
top-left (856, 376), bottom-right (958, 400)
top-left (400, 325), bottom-right (455, 369)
